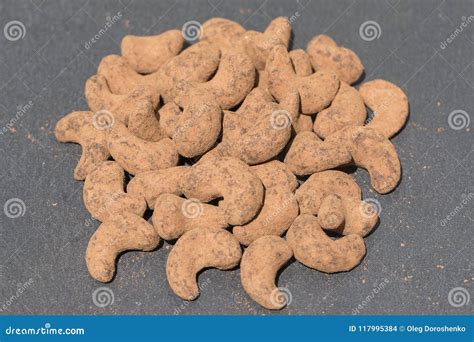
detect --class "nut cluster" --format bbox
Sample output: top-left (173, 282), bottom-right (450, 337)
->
top-left (55, 17), bottom-right (409, 310)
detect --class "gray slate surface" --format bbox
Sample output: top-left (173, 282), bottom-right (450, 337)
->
top-left (0, 0), bottom-right (473, 315)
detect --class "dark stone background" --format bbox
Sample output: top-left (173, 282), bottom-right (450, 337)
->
top-left (0, 0), bottom-right (472, 315)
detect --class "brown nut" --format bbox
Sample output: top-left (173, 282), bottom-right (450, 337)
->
top-left (166, 227), bottom-right (241, 300)
top-left (233, 186), bottom-right (299, 245)
top-left (54, 111), bottom-right (110, 180)
top-left (85, 75), bottom-right (163, 141)
top-left (121, 30), bottom-right (184, 74)
top-left (251, 160), bottom-right (298, 193)
top-left (296, 170), bottom-right (378, 236)
top-left (127, 166), bottom-right (189, 208)
top-left (266, 44), bottom-right (340, 114)
top-left (289, 49), bottom-right (313, 77)
top-left (314, 81), bottom-right (367, 139)
top-left (287, 214), bottom-right (366, 273)
top-left (83, 161), bottom-right (146, 222)
top-left (180, 157), bottom-right (264, 225)
top-left (97, 54), bottom-right (161, 99)
top-left (157, 41), bottom-right (221, 103)
top-left (152, 194), bottom-right (227, 240)
top-left (160, 97), bottom-right (222, 158)
top-left (107, 121), bottom-right (179, 175)
top-left (86, 211), bottom-right (160, 282)
top-left (307, 34), bottom-right (364, 85)
top-left (240, 236), bottom-right (293, 310)
top-left (285, 126), bottom-right (401, 194)
top-left (359, 79), bottom-right (409, 138)
top-left (200, 18), bottom-right (246, 50)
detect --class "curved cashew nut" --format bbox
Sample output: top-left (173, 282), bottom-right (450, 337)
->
top-left (180, 157), bottom-right (264, 225)
top-left (166, 227), bottom-right (242, 300)
top-left (251, 160), bottom-right (298, 193)
top-left (127, 166), bottom-right (189, 208)
top-left (307, 34), bottom-right (364, 85)
top-left (285, 126), bottom-right (401, 194)
top-left (159, 97), bottom-right (222, 158)
top-left (97, 55), bottom-right (161, 98)
top-left (266, 44), bottom-right (340, 114)
top-left (54, 111), bottom-right (110, 180)
top-left (314, 81), bottom-right (367, 139)
top-left (107, 121), bottom-right (179, 175)
top-left (85, 75), bottom-right (163, 141)
top-left (121, 30), bottom-right (184, 74)
top-left (86, 211), bottom-right (160, 282)
top-left (287, 214), bottom-right (366, 273)
top-left (152, 194), bottom-right (227, 240)
top-left (200, 18), bottom-right (246, 50)
top-left (83, 161), bottom-right (146, 222)
top-left (240, 236), bottom-right (293, 310)
top-left (360, 79), bottom-right (409, 138)
top-left (157, 41), bottom-right (221, 103)
top-left (296, 170), bottom-right (378, 236)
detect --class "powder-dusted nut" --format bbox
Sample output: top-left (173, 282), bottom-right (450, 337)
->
top-left (85, 75), bottom-right (163, 141)
top-left (200, 18), bottom-right (246, 50)
top-left (161, 97), bottom-right (222, 158)
top-left (296, 170), bottom-right (378, 236)
top-left (314, 81), bottom-right (367, 139)
top-left (307, 34), bottom-right (364, 85)
top-left (289, 49), bottom-right (313, 76)
top-left (233, 186), bottom-right (299, 245)
top-left (240, 236), bottom-right (293, 310)
top-left (166, 227), bottom-right (242, 300)
top-left (180, 157), bottom-right (264, 225)
top-left (174, 49), bottom-right (256, 111)
top-left (285, 126), bottom-right (401, 194)
top-left (86, 211), bottom-right (160, 282)
top-left (97, 54), bottom-right (161, 97)
top-left (287, 214), bottom-right (366, 273)
top-left (251, 160), bottom-right (298, 193)
top-left (127, 166), bottom-right (189, 208)
top-left (242, 17), bottom-right (291, 70)
top-left (157, 41), bottom-right (221, 103)
top-left (266, 44), bottom-right (340, 114)
top-left (152, 194), bottom-right (227, 240)
top-left (54, 111), bottom-right (110, 180)
top-left (83, 161), bottom-right (146, 222)
top-left (206, 88), bottom-right (296, 164)
top-left (121, 30), bottom-right (184, 74)
top-left (359, 79), bottom-right (409, 138)
top-left (107, 121), bottom-right (179, 175)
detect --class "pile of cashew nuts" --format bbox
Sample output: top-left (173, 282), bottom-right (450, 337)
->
top-left (55, 17), bottom-right (408, 310)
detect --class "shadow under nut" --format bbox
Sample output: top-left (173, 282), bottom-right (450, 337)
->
top-left (166, 228), bottom-right (242, 300)
top-left (240, 236), bottom-right (293, 310)
top-left (152, 194), bottom-right (227, 240)
top-left (127, 166), bottom-right (189, 208)
top-left (83, 161), bottom-right (146, 222)
top-left (287, 214), bottom-right (366, 273)
top-left (86, 212), bottom-right (160, 283)
top-left (107, 121), bottom-right (179, 175)
top-left (54, 111), bottom-right (110, 181)
top-left (181, 157), bottom-right (264, 226)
